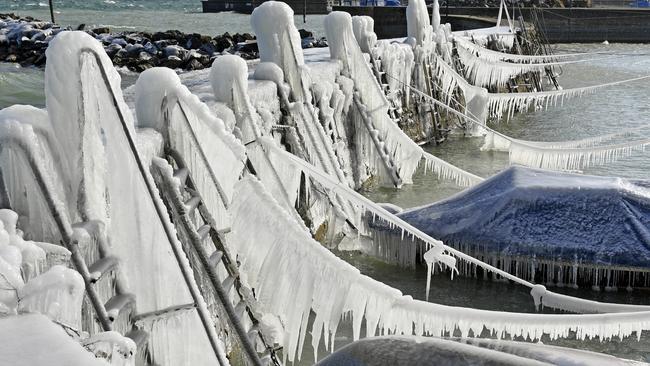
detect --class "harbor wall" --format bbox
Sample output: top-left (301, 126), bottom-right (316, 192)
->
top-left (332, 6), bottom-right (650, 43)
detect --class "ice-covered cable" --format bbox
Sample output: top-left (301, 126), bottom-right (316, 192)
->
top-left (454, 36), bottom-right (592, 64)
top-left (486, 75), bottom-right (650, 121)
top-left (456, 46), bottom-right (610, 89)
top-left (385, 71), bottom-right (650, 172)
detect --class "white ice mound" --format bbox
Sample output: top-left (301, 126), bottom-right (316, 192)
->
top-left (0, 314), bottom-right (109, 366)
top-left (352, 16), bottom-right (377, 54)
top-left (210, 54), bottom-right (249, 106)
top-left (135, 66), bottom-right (182, 130)
top-left (251, 1), bottom-right (304, 67)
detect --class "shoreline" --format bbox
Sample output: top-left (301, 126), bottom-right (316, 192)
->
top-left (0, 13), bottom-right (327, 72)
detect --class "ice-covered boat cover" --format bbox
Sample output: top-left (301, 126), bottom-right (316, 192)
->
top-left (398, 166), bottom-right (650, 268)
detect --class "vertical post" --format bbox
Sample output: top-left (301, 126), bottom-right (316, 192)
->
top-left (303, 0), bottom-right (307, 23)
top-left (48, 0), bottom-right (55, 23)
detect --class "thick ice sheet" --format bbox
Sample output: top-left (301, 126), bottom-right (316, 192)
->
top-left (398, 166), bottom-right (650, 268)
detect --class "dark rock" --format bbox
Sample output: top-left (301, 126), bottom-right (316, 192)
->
top-left (235, 40), bottom-right (258, 54)
top-left (76, 23), bottom-right (86, 31)
top-left (185, 33), bottom-right (203, 50)
top-left (125, 43), bottom-right (144, 55)
top-left (105, 43), bottom-right (123, 57)
top-left (163, 45), bottom-right (188, 60)
top-left (298, 29), bottom-right (313, 39)
top-left (112, 38), bottom-right (128, 47)
top-left (161, 55), bottom-right (183, 69)
top-left (143, 41), bottom-right (158, 55)
top-left (214, 36), bottom-right (233, 53)
top-left (313, 38), bottom-right (328, 48)
top-left (125, 33), bottom-right (143, 44)
top-left (33, 53), bottom-right (46, 66)
top-left (152, 29), bottom-right (184, 42)
top-left (154, 40), bottom-right (169, 49)
top-left (301, 37), bottom-right (314, 49)
top-left (92, 27), bottom-right (110, 34)
top-left (185, 58), bottom-right (204, 71)
top-left (199, 40), bottom-right (217, 56)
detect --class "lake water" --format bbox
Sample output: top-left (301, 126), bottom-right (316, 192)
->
top-left (1, 2), bottom-right (649, 362)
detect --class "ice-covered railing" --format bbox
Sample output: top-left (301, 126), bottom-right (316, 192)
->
top-left (229, 172), bottom-right (650, 364)
top-left (486, 75), bottom-right (650, 121)
top-left (432, 53), bottom-right (650, 124)
top-left (211, 55), bottom-right (310, 225)
top-left (44, 31), bottom-right (229, 365)
top-left (456, 46), bottom-right (598, 89)
top-left (385, 70), bottom-right (650, 172)
top-left (455, 36), bottom-right (590, 64)
top-left (258, 138), bottom-right (650, 315)
top-left (326, 12), bottom-right (482, 187)
top-left (251, 2), bottom-right (355, 201)
top-left (135, 66), bottom-right (247, 231)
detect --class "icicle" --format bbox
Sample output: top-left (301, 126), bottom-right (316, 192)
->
top-left (486, 75), bottom-right (650, 122)
top-left (456, 46), bottom-right (599, 89)
top-left (455, 36), bottom-right (592, 64)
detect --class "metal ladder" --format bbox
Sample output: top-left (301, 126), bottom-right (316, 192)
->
top-left (153, 148), bottom-right (281, 366)
top-left (77, 47), bottom-right (231, 365)
top-left (0, 132), bottom-right (151, 362)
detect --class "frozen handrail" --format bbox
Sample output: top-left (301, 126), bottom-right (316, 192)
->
top-left (76, 46), bottom-right (230, 365)
top-left (0, 122), bottom-right (113, 331)
top-left (153, 158), bottom-right (268, 366)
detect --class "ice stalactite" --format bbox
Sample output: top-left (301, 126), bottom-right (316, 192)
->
top-left (399, 72), bottom-right (650, 172)
top-left (431, 55), bottom-right (489, 125)
top-left (456, 46), bottom-right (593, 89)
top-left (508, 139), bottom-right (650, 172)
top-left (455, 36), bottom-right (590, 64)
top-left (230, 174), bottom-right (650, 364)
top-left (0, 114), bottom-right (68, 245)
top-left (137, 308), bottom-right (222, 366)
top-left (373, 41), bottom-right (415, 110)
top-left (422, 152), bottom-right (484, 187)
top-left (486, 74), bottom-right (650, 121)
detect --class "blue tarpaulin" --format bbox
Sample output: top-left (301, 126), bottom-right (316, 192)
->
top-left (398, 166), bottom-right (650, 268)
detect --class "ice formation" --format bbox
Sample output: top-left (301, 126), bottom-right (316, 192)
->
top-left (398, 72), bottom-right (650, 172)
top-left (406, 0), bottom-right (433, 47)
top-left (326, 11), bottom-right (481, 187)
top-left (0, 314), bottom-right (111, 366)
top-left (456, 45), bottom-right (594, 89)
top-left (455, 36), bottom-right (590, 63)
top-left (486, 75), bottom-right (650, 122)
top-left (229, 173), bottom-right (650, 364)
top-left (352, 16), bottom-right (377, 54)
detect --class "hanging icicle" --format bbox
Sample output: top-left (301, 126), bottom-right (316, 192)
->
top-left (486, 75), bottom-right (650, 121)
top-left (455, 36), bottom-right (590, 64)
top-left (456, 46), bottom-right (598, 89)
top-left (386, 72), bottom-right (650, 172)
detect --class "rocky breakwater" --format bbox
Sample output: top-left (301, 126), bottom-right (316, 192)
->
top-left (0, 13), bottom-right (327, 71)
